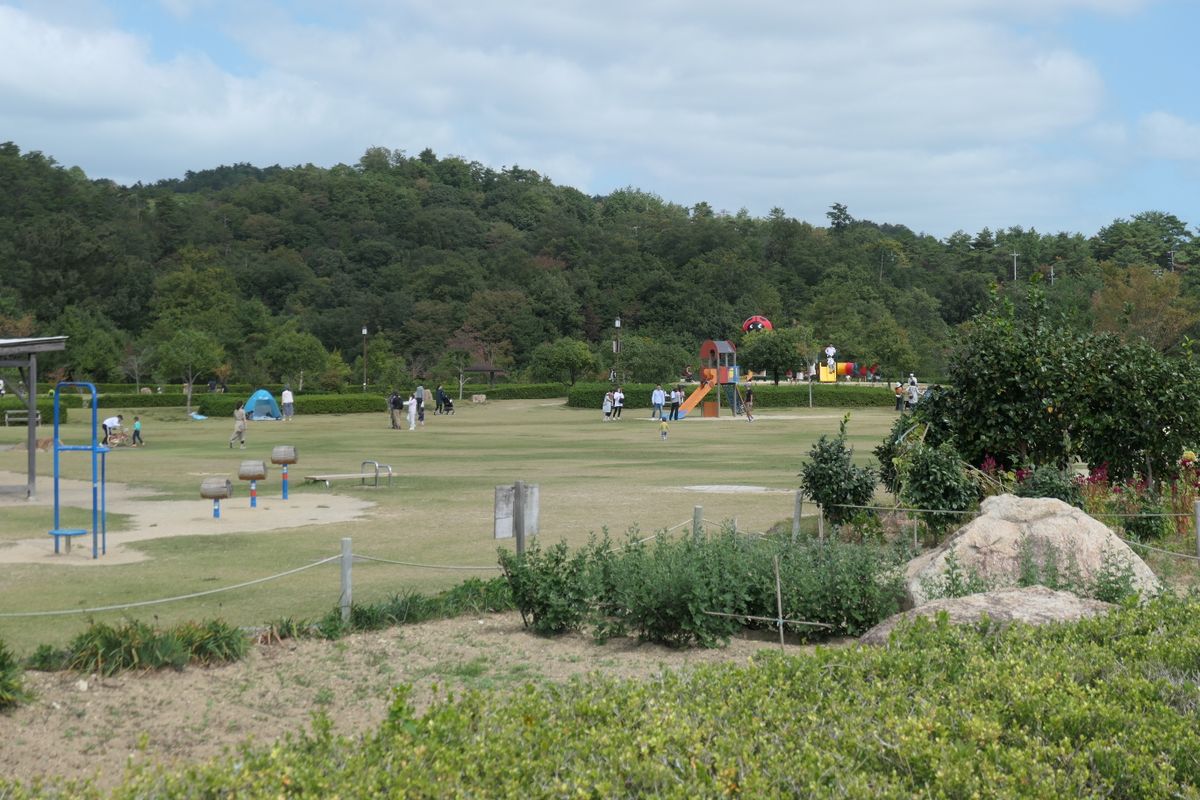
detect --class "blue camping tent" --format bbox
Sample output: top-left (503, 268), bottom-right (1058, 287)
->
top-left (246, 389), bottom-right (282, 420)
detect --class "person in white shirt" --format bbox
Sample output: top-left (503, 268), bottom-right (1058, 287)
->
top-left (281, 387), bottom-right (295, 421)
top-left (102, 414), bottom-right (123, 446)
top-left (650, 385), bottom-right (666, 419)
top-left (612, 387), bottom-right (625, 420)
top-left (669, 387), bottom-right (682, 420)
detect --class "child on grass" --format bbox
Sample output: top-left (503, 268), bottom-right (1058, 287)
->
top-left (132, 416), bottom-right (143, 447)
top-left (660, 419), bottom-right (669, 440)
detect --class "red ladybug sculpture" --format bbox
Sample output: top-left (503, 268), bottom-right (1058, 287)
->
top-left (742, 315), bottom-right (774, 333)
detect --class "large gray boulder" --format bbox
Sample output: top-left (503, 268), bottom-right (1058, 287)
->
top-left (860, 586), bottom-right (1113, 645)
top-left (904, 494), bottom-right (1159, 607)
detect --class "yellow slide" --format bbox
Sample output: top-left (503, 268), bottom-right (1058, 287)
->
top-left (677, 382), bottom-right (712, 419)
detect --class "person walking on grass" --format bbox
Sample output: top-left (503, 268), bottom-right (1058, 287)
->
top-left (131, 416), bottom-right (143, 447)
top-left (660, 419), bottom-right (669, 440)
top-left (602, 391), bottom-right (613, 421)
top-left (406, 391), bottom-right (418, 431)
top-left (389, 390), bottom-right (404, 429)
top-left (229, 402), bottom-right (247, 449)
top-left (281, 386), bottom-right (294, 422)
top-left (612, 386), bottom-right (625, 420)
top-left (743, 383), bottom-right (755, 422)
top-left (669, 386), bottom-right (682, 421)
top-left (650, 384), bottom-right (665, 420)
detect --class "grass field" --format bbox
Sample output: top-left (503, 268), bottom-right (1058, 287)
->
top-left (0, 399), bottom-right (897, 653)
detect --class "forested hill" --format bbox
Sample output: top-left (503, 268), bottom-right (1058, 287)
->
top-left (1, 140), bottom-right (1197, 388)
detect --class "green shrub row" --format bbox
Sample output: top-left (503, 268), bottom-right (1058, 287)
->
top-left (26, 618), bottom-right (248, 676)
top-left (566, 381), bottom-right (896, 410)
top-left (462, 383), bottom-right (566, 400)
top-left (310, 577), bottom-right (514, 639)
top-left (71, 595), bottom-right (1200, 799)
top-left (0, 398), bottom-right (61, 423)
top-left (196, 394), bottom-right (388, 417)
top-left (499, 530), bottom-right (908, 646)
top-left (89, 393), bottom-right (193, 409)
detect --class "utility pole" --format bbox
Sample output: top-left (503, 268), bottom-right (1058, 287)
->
top-left (1010, 252), bottom-right (1019, 282)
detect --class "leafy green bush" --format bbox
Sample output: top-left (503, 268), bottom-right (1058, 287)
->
top-left (499, 539), bottom-right (602, 635)
top-left (0, 639), bottom-right (30, 710)
top-left (499, 529), bottom-right (906, 646)
top-left (605, 532), bottom-right (750, 647)
top-left (799, 415), bottom-right (878, 527)
top-left (898, 441), bottom-right (978, 538)
top-left (100, 596), bottom-right (1200, 798)
top-left (874, 416), bottom-right (921, 495)
top-left (1014, 465), bottom-right (1082, 506)
top-left (63, 618), bottom-right (248, 675)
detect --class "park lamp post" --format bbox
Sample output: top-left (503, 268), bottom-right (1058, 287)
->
top-left (361, 324), bottom-right (368, 393)
top-left (612, 317), bottom-right (621, 383)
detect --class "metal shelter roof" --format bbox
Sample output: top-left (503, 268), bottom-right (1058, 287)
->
top-left (0, 336), bottom-right (68, 500)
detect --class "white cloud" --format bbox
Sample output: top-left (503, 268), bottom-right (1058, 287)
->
top-left (0, 0), bottom-right (1181, 235)
top-left (1138, 111), bottom-right (1200, 161)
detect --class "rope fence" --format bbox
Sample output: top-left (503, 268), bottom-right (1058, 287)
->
top-left (8, 492), bottom-right (1200, 622)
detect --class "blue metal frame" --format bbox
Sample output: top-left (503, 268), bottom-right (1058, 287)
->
top-left (50, 382), bottom-right (107, 558)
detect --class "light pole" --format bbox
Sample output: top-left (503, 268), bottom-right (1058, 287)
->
top-left (361, 324), bottom-right (368, 392)
top-left (611, 317), bottom-right (621, 383)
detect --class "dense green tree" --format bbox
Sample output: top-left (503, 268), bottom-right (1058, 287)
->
top-left (155, 329), bottom-right (224, 413)
top-left (529, 338), bottom-right (597, 385)
top-left (257, 327), bottom-right (328, 387)
top-left (737, 328), bottom-right (810, 384)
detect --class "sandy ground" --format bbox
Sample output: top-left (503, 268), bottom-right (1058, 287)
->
top-left (0, 470), bottom-right (374, 566)
top-left (0, 611), bottom-right (820, 791)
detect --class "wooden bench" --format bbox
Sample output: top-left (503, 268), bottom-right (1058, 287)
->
top-left (48, 528), bottom-right (88, 554)
top-left (304, 461), bottom-right (393, 488)
top-left (4, 410), bottom-right (40, 426)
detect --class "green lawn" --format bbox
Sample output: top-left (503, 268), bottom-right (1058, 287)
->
top-left (0, 399), bottom-right (897, 653)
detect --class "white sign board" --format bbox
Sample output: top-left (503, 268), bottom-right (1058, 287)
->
top-left (494, 484), bottom-right (539, 539)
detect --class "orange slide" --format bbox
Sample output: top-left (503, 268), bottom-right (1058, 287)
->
top-left (676, 382), bottom-right (712, 419)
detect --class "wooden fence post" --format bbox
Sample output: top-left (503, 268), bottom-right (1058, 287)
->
top-left (514, 480), bottom-right (526, 555)
top-left (792, 491), bottom-right (803, 542)
top-left (340, 537), bottom-right (352, 623)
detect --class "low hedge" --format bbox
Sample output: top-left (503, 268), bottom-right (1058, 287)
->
top-left (197, 393), bottom-right (388, 417)
top-left (76, 595), bottom-right (1200, 798)
top-left (566, 381), bottom-right (896, 410)
top-left (90, 393), bottom-right (190, 409)
top-left (500, 531), bottom-right (908, 645)
top-left (0, 398), bottom-right (61, 423)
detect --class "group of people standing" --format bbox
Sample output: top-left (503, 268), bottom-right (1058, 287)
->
top-left (603, 384), bottom-right (688, 422)
top-left (388, 385), bottom-right (453, 430)
top-left (601, 387), bottom-right (625, 421)
top-left (894, 374), bottom-right (922, 411)
top-left (652, 384), bottom-right (685, 421)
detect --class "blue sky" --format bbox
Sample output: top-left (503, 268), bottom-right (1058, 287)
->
top-left (2, 0), bottom-right (1197, 239)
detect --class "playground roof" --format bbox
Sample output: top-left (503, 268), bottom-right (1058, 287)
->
top-left (0, 336), bottom-right (68, 359)
top-left (0, 336), bottom-right (68, 500)
top-left (700, 339), bottom-right (736, 356)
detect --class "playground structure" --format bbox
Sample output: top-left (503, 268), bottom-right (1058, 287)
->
top-left (677, 339), bottom-right (752, 420)
top-left (817, 360), bottom-right (881, 383)
top-left (48, 382), bottom-right (108, 557)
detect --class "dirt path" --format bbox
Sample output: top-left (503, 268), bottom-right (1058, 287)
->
top-left (0, 611), bottom-right (813, 790)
